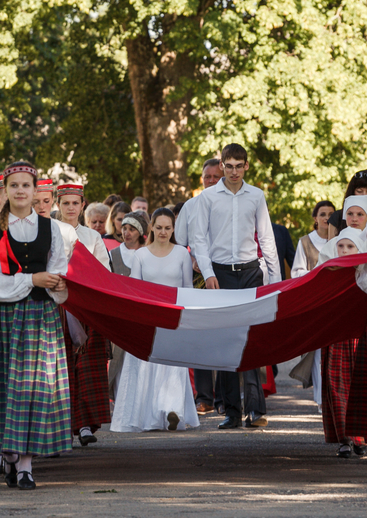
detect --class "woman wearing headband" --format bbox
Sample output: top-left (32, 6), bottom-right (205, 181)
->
top-left (108, 212), bottom-right (148, 401)
top-left (317, 207), bottom-right (367, 458)
top-left (0, 162), bottom-right (71, 490)
top-left (57, 184), bottom-right (111, 447)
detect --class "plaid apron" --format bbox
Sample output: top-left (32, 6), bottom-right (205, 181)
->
top-left (322, 338), bottom-right (365, 446)
top-left (62, 313), bottom-right (110, 435)
top-left (0, 297), bottom-right (72, 455)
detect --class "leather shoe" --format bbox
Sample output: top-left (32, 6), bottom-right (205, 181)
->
top-left (245, 411), bottom-right (268, 427)
top-left (17, 471), bottom-right (36, 490)
top-left (353, 443), bottom-right (366, 456)
top-left (218, 416), bottom-right (242, 429)
top-left (3, 455), bottom-right (18, 488)
top-left (167, 412), bottom-right (180, 431)
top-left (196, 402), bottom-right (214, 415)
top-left (337, 443), bottom-right (352, 459)
top-left (216, 404), bottom-right (225, 415)
top-left (79, 433), bottom-right (97, 446)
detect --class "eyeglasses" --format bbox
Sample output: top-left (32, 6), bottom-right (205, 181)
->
top-left (223, 163), bottom-right (245, 173)
top-left (354, 171), bottom-right (367, 178)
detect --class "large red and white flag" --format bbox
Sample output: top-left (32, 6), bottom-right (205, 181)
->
top-left (63, 242), bottom-right (367, 371)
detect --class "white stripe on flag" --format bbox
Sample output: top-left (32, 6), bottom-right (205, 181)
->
top-left (150, 326), bottom-right (250, 371)
top-left (149, 290), bottom-right (280, 371)
top-left (176, 287), bottom-right (279, 330)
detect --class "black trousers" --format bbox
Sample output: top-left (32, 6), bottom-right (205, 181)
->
top-left (213, 263), bottom-right (266, 419)
top-left (194, 369), bottom-right (222, 407)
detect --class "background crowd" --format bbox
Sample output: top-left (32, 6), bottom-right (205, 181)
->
top-left (1, 143), bottom-right (367, 492)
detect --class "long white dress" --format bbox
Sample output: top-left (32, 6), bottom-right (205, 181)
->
top-left (110, 245), bottom-right (200, 432)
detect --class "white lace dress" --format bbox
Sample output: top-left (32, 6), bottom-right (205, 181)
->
top-left (110, 245), bottom-right (200, 432)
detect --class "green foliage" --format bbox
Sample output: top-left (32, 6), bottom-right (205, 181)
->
top-left (181, 0), bottom-right (367, 240)
top-left (2, 0), bottom-right (367, 239)
top-left (0, 0), bottom-right (140, 202)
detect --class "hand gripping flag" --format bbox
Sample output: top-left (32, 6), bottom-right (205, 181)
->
top-left (62, 242), bottom-right (367, 371)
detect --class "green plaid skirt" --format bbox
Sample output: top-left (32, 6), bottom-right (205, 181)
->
top-left (0, 297), bottom-right (72, 456)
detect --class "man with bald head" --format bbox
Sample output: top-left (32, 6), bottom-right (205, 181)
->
top-left (175, 159), bottom-right (224, 415)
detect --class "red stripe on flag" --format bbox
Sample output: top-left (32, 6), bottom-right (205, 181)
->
top-left (63, 241), bottom-right (182, 331)
top-left (239, 256), bottom-right (367, 371)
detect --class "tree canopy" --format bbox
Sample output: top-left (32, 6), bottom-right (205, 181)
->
top-left (2, 0), bottom-right (367, 238)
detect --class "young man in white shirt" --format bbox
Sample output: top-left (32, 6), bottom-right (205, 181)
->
top-left (195, 143), bottom-right (281, 429)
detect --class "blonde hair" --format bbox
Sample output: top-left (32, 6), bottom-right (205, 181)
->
top-left (105, 201), bottom-right (131, 235)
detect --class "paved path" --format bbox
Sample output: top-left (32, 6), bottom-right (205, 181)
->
top-left (1, 363), bottom-right (366, 517)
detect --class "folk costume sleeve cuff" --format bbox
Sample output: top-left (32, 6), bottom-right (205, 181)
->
top-left (0, 272), bottom-right (34, 302)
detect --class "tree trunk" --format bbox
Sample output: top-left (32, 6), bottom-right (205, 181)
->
top-left (126, 28), bottom-right (194, 210)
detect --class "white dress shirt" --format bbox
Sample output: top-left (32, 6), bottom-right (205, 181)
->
top-left (291, 230), bottom-right (327, 278)
top-left (195, 178), bottom-right (281, 283)
top-left (75, 224), bottom-right (111, 270)
top-left (54, 219), bottom-right (78, 262)
top-left (0, 209), bottom-right (68, 303)
top-left (175, 196), bottom-right (200, 257)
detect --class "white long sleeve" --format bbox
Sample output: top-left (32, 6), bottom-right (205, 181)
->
top-left (194, 179), bottom-right (281, 283)
top-left (0, 210), bottom-right (68, 303)
top-left (175, 196), bottom-right (200, 256)
top-left (291, 230), bottom-right (327, 278)
top-left (75, 224), bottom-right (111, 270)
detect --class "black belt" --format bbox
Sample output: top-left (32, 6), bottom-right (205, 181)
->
top-left (212, 259), bottom-right (259, 272)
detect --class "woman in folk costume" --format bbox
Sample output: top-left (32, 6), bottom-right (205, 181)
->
top-left (33, 179), bottom-right (78, 260)
top-left (317, 198), bottom-right (367, 458)
top-left (108, 212), bottom-right (148, 401)
top-left (56, 184), bottom-right (111, 446)
top-left (0, 162), bottom-right (71, 490)
top-left (290, 201), bottom-right (335, 413)
top-left (111, 208), bottom-right (199, 433)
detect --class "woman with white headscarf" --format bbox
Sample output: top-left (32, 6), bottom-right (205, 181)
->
top-left (317, 208), bottom-right (367, 458)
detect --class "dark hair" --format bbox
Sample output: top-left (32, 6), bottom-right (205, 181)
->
top-left (122, 211), bottom-right (149, 245)
top-left (202, 158), bottom-right (220, 170)
top-left (312, 200), bottom-right (336, 229)
top-left (148, 208), bottom-right (176, 244)
top-left (172, 202), bottom-right (185, 216)
top-left (0, 161), bottom-right (37, 231)
top-left (103, 194), bottom-right (123, 207)
top-left (344, 171), bottom-right (367, 200)
top-left (221, 144), bottom-right (247, 164)
top-left (112, 201), bottom-right (131, 216)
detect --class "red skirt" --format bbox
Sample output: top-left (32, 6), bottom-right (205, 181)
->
top-left (63, 316), bottom-right (111, 435)
top-left (346, 328), bottom-right (367, 437)
top-left (321, 338), bottom-right (364, 445)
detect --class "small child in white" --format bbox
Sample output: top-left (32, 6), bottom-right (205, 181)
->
top-left (336, 227), bottom-right (365, 257)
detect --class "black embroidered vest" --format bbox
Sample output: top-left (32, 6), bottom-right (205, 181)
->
top-left (0, 215), bottom-right (52, 301)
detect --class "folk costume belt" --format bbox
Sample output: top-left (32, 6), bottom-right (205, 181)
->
top-left (212, 259), bottom-right (259, 272)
